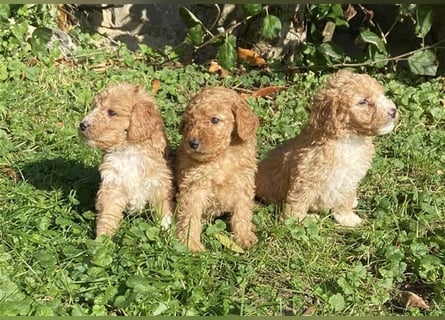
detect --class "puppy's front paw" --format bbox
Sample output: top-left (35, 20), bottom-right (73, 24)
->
top-left (160, 214), bottom-right (172, 230)
top-left (187, 239), bottom-right (205, 252)
top-left (333, 212), bottom-right (362, 227)
top-left (283, 204), bottom-right (308, 221)
top-left (352, 197), bottom-right (359, 209)
top-left (236, 231), bottom-right (258, 250)
top-left (96, 222), bottom-right (119, 238)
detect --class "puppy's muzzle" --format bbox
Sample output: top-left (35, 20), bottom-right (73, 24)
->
top-left (79, 120), bottom-right (89, 131)
top-left (188, 138), bottom-right (200, 150)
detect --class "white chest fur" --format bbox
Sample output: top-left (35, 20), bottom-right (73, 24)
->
top-left (99, 146), bottom-right (161, 211)
top-left (319, 136), bottom-right (374, 207)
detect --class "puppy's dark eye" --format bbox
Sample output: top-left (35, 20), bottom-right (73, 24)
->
top-left (107, 109), bottom-right (117, 116)
top-left (358, 98), bottom-right (369, 106)
top-left (210, 117), bottom-right (220, 124)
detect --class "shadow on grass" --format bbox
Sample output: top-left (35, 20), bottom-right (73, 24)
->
top-left (21, 157), bottom-right (100, 213)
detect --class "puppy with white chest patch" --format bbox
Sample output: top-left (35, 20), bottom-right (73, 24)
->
top-left (79, 82), bottom-right (174, 237)
top-left (255, 70), bottom-right (399, 227)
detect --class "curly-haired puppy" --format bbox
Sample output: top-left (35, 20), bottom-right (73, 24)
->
top-left (79, 82), bottom-right (174, 237)
top-left (256, 70), bottom-right (399, 227)
top-left (175, 87), bottom-right (259, 252)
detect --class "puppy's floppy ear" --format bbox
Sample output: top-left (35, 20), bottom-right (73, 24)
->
top-left (127, 85), bottom-right (164, 144)
top-left (178, 118), bottom-right (187, 136)
top-left (232, 96), bottom-right (259, 141)
top-left (308, 76), bottom-right (347, 136)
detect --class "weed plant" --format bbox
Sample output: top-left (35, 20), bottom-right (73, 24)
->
top-left (0, 44), bottom-right (444, 316)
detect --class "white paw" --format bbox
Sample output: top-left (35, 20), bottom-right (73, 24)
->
top-left (333, 212), bottom-right (362, 227)
top-left (352, 197), bottom-right (358, 209)
top-left (160, 214), bottom-right (172, 230)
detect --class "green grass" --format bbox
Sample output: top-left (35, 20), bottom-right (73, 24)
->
top-left (1, 45), bottom-right (444, 316)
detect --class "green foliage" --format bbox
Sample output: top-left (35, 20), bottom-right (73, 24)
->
top-left (179, 6), bottom-right (203, 29)
top-left (261, 14), bottom-right (282, 40)
top-left (0, 4), bottom-right (58, 58)
top-left (415, 5), bottom-right (433, 39)
top-left (242, 4), bottom-right (262, 17)
top-left (178, 4), bottom-right (439, 76)
top-left (0, 4), bottom-right (70, 81)
top-left (0, 7), bottom-right (444, 316)
top-left (408, 50), bottom-right (438, 77)
top-left (217, 35), bottom-right (237, 70)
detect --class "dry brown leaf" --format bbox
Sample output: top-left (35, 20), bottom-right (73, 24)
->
top-left (151, 79), bottom-right (161, 94)
top-left (1, 165), bottom-right (20, 182)
top-left (91, 62), bottom-right (111, 72)
top-left (344, 4), bottom-right (357, 22)
top-left (399, 291), bottom-right (429, 310)
top-left (214, 233), bottom-right (245, 254)
top-left (54, 58), bottom-right (75, 67)
top-left (219, 68), bottom-right (230, 78)
top-left (208, 61), bottom-right (230, 78)
top-left (208, 61), bottom-right (221, 73)
top-left (302, 306), bottom-right (316, 316)
top-left (360, 5), bottom-right (375, 27)
top-left (252, 86), bottom-right (288, 97)
top-left (57, 4), bottom-right (71, 31)
top-left (237, 47), bottom-right (267, 67)
top-left (322, 21), bottom-right (336, 42)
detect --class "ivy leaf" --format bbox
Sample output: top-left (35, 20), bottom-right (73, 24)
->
top-left (30, 27), bottom-right (52, 55)
top-left (407, 50), bottom-right (437, 76)
top-left (415, 5), bottom-right (432, 39)
top-left (328, 293), bottom-right (345, 312)
top-left (0, 299), bottom-right (31, 316)
top-left (35, 250), bottom-right (57, 268)
top-left (217, 35), bottom-right (237, 70)
top-left (318, 42), bottom-right (343, 63)
top-left (359, 29), bottom-right (386, 53)
top-left (126, 275), bottom-right (153, 294)
top-left (242, 4), bottom-right (262, 17)
top-left (262, 14), bottom-right (282, 40)
top-left (337, 276), bottom-right (354, 295)
top-left (179, 6), bottom-right (203, 28)
top-left (327, 4), bottom-right (349, 28)
top-left (0, 279), bottom-right (30, 315)
top-left (153, 302), bottom-right (169, 316)
top-left (0, 64), bottom-right (7, 81)
top-left (0, 4), bottom-right (10, 22)
top-left (368, 48), bottom-right (388, 69)
top-left (10, 18), bottom-right (28, 40)
top-left (187, 24), bottom-right (203, 46)
top-left (89, 236), bottom-right (115, 267)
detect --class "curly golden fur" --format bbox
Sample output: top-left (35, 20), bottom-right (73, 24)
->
top-left (255, 70), bottom-right (399, 227)
top-left (175, 87), bottom-right (259, 252)
top-left (79, 82), bottom-right (174, 237)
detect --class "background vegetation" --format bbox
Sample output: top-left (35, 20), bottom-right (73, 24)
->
top-left (0, 4), bottom-right (444, 315)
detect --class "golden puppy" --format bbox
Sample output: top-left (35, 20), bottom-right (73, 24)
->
top-left (175, 87), bottom-right (259, 252)
top-left (255, 70), bottom-right (399, 226)
top-left (79, 82), bottom-right (174, 237)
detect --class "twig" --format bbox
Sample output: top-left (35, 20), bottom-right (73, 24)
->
top-left (334, 37), bottom-right (445, 68)
top-left (207, 4), bottom-right (222, 32)
top-left (195, 13), bottom-right (257, 51)
top-left (288, 38), bottom-right (445, 72)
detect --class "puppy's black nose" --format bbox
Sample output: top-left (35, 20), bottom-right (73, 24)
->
top-left (189, 138), bottom-right (200, 150)
top-left (79, 121), bottom-right (88, 131)
top-left (389, 108), bottom-right (397, 119)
